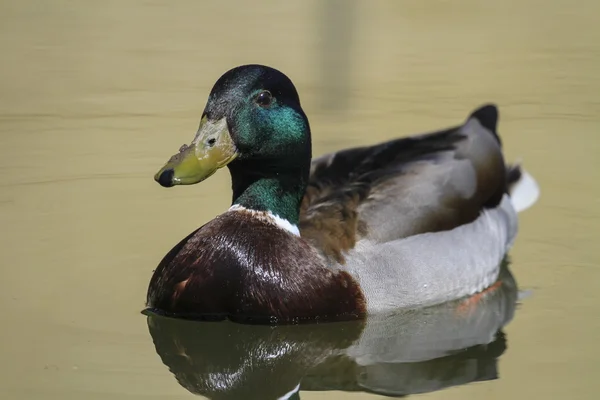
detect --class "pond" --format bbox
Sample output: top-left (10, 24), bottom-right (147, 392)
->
top-left (1, 1), bottom-right (598, 399)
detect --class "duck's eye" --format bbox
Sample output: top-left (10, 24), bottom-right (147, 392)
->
top-left (255, 90), bottom-right (273, 108)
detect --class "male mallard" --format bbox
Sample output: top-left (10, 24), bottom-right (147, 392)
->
top-left (146, 64), bottom-right (538, 323)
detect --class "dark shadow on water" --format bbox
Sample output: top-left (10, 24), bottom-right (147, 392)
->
top-left (145, 262), bottom-right (517, 399)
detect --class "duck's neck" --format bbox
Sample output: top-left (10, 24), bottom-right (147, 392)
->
top-left (228, 161), bottom-right (308, 226)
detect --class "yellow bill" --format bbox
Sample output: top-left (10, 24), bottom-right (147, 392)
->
top-left (154, 117), bottom-right (238, 187)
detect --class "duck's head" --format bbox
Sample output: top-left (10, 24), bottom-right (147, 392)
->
top-left (154, 65), bottom-right (311, 188)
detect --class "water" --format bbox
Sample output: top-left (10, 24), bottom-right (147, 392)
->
top-left (1, 1), bottom-right (599, 399)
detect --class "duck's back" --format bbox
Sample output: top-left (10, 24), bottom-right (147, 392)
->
top-left (300, 105), bottom-right (507, 245)
top-left (299, 105), bottom-right (522, 310)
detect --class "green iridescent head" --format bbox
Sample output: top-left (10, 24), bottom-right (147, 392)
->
top-left (155, 65), bottom-right (312, 223)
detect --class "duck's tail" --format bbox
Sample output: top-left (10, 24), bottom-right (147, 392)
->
top-left (469, 104), bottom-right (540, 213)
top-left (507, 164), bottom-right (540, 213)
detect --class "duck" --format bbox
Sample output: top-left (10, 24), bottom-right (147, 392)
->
top-left (146, 64), bottom-right (539, 323)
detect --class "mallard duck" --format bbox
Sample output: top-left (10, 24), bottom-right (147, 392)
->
top-left (146, 64), bottom-right (539, 323)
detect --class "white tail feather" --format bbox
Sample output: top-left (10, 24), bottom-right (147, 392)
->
top-left (509, 168), bottom-right (540, 213)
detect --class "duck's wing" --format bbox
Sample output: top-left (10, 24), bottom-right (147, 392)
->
top-left (299, 104), bottom-right (510, 261)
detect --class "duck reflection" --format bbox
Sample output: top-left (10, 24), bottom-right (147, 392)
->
top-left (145, 263), bottom-right (517, 399)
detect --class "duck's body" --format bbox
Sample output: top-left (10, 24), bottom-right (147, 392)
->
top-left (147, 65), bottom-right (538, 323)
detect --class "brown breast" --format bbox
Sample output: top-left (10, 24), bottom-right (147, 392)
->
top-left (146, 210), bottom-right (366, 323)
